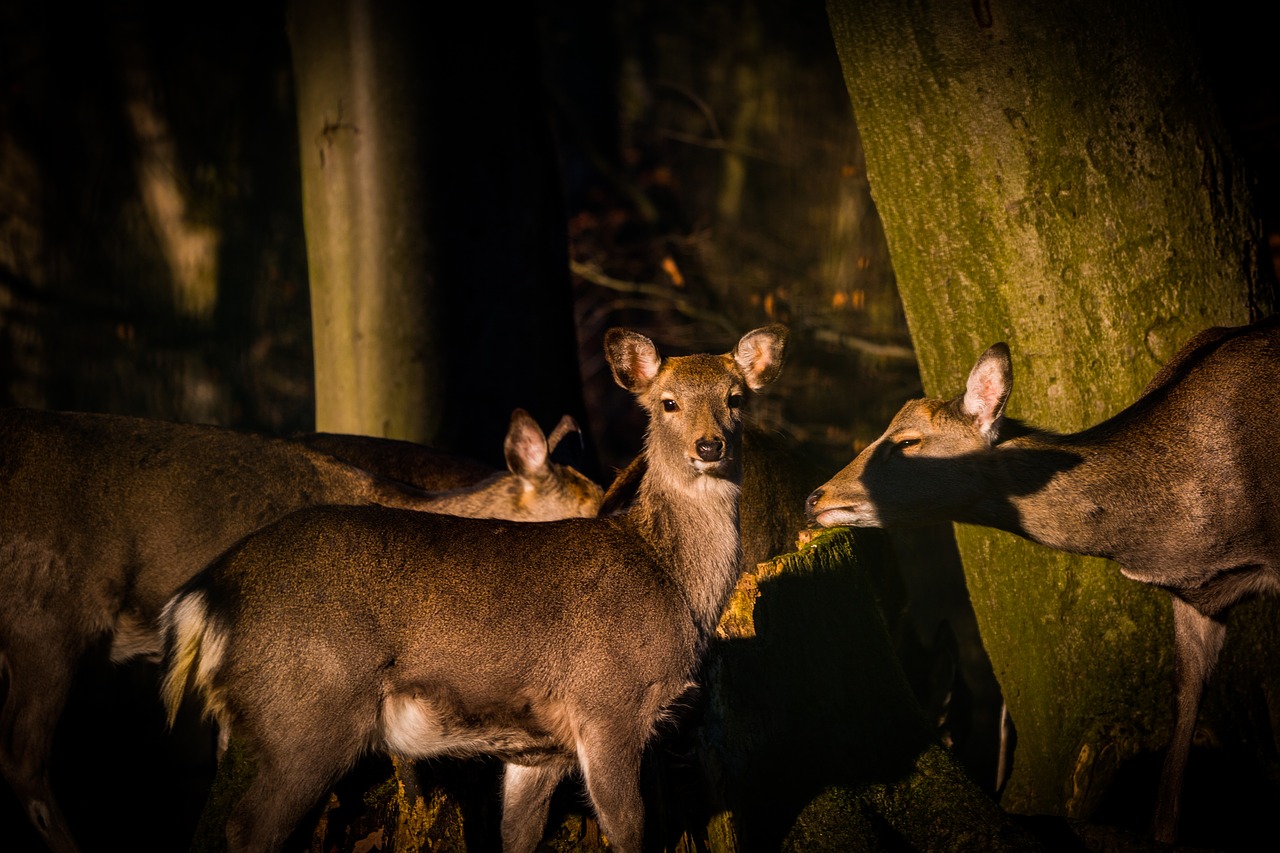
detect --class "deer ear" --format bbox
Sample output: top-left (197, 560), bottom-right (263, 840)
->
top-left (504, 409), bottom-right (549, 479)
top-left (604, 329), bottom-right (662, 393)
top-left (962, 343), bottom-right (1012, 442)
top-left (545, 414), bottom-right (581, 454)
top-left (734, 324), bottom-right (789, 390)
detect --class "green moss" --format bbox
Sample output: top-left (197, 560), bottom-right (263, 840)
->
top-left (364, 774), bottom-right (400, 811)
top-left (827, 0), bottom-right (1273, 827)
top-left (781, 788), bottom-right (876, 853)
top-left (703, 526), bottom-right (1045, 850)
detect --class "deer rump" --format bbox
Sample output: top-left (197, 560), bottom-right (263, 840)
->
top-left (164, 505), bottom-right (698, 775)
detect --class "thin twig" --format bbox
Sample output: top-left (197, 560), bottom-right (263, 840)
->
top-left (811, 328), bottom-right (917, 362)
top-left (570, 260), bottom-right (741, 337)
top-left (654, 128), bottom-right (778, 163)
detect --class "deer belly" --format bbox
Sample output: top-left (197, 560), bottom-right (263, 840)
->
top-left (380, 688), bottom-right (566, 761)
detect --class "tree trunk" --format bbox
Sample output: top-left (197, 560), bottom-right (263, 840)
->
top-left (288, 0), bottom-right (438, 442)
top-left (288, 0), bottom-right (587, 465)
top-left (827, 0), bottom-right (1279, 834)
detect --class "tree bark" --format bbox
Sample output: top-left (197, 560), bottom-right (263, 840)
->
top-left (288, 0), bottom-right (587, 465)
top-left (827, 0), bottom-right (1278, 831)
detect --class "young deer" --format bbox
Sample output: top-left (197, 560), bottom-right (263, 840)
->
top-left (396, 409), bottom-right (602, 522)
top-left (0, 406), bottom-right (598, 853)
top-left (298, 408), bottom-right (590, 498)
top-left (599, 422), bottom-right (832, 574)
top-left (159, 324), bottom-right (788, 853)
top-left (805, 315), bottom-right (1280, 843)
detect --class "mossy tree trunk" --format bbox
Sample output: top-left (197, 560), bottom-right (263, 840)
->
top-left (827, 0), bottom-right (1278, 832)
top-left (288, 0), bottom-right (587, 465)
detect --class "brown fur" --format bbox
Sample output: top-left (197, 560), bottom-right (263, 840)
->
top-left (0, 406), bottom-right (594, 853)
top-left (159, 325), bottom-right (788, 853)
top-left (806, 315), bottom-right (1280, 843)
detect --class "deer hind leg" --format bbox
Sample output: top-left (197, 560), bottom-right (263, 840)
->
top-left (224, 723), bottom-right (369, 853)
top-left (0, 638), bottom-right (84, 853)
top-left (573, 722), bottom-right (646, 853)
top-left (1152, 596), bottom-right (1227, 844)
top-left (501, 760), bottom-right (571, 853)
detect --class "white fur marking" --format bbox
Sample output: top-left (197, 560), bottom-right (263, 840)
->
top-left (382, 693), bottom-right (448, 757)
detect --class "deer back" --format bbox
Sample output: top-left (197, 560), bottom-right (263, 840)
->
top-left (806, 316), bottom-right (1280, 607)
top-left (181, 507), bottom-right (699, 737)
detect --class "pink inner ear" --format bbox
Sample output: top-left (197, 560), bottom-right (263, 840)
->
top-left (737, 339), bottom-right (776, 388)
top-left (632, 349), bottom-right (661, 383)
top-left (964, 361), bottom-right (1006, 435)
top-left (509, 433), bottom-right (547, 476)
top-left (975, 374), bottom-right (1000, 413)
top-left (506, 417), bottom-right (548, 476)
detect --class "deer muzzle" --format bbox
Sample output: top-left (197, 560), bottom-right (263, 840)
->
top-left (695, 438), bottom-right (724, 462)
top-left (804, 486), bottom-right (881, 528)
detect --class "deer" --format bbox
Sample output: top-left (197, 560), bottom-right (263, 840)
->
top-left (362, 409), bottom-right (602, 523)
top-left (598, 421), bottom-right (831, 574)
top-left (804, 314), bottom-right (1280, 844)
top-left (297, 409), bottom-right (590, 498)
top-left (0, 405), bottom-right (600, 853)
top-left (158, 324), bottom-right (788, 853)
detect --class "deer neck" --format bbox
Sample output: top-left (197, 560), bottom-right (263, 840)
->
top-left (626, 452), bottom-right (743, 637)
top-left (415, 472), bottom-right (513, 516)
top-left (977, 429), bottom-right (1124, 559)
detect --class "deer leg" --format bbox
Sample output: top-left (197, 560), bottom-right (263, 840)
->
top-left (0, 641), bottom-right (82, 853)
top-left (223, 727), bottom-right (366, 853)
top-left (574, 724), bottom-right (645, 853)
top-left (501, 760), bottom-right (570, 853)
top-left (1151, 596), bottom-right (1226, 844)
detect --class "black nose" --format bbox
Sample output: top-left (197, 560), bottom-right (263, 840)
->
top-left (696, 439), bottom-right (724, 462)
top-left (805, 489), bottom-right (823, 519)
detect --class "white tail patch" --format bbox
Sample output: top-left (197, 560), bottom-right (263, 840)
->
top-left (110, 612), bottom-right (164, 664)
top-left (159, 592), bottom-right (229, 730)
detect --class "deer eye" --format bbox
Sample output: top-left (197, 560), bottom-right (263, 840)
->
top-left (662, 399), bottom-right (679, 413)
top-left (727, 393), bottom-right (743, 409)
top-left (894, 437), bottom-right (920, 450)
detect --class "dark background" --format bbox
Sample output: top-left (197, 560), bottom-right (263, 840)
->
top-left (1, 1), bottom-right (1276, 850)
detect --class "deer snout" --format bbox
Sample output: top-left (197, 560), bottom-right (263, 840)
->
top-left (805, 480), bottom-right (879, 527)
top-left (804, 488), bottom-right (823, 523)
top-left (695, 438), bottom-right (724, 462)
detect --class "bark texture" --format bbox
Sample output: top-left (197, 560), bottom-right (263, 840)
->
top-left (827, 0), bottom-right (1278, 829)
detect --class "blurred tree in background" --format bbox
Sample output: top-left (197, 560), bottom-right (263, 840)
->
top-left (287, 0), bottom-right (587, 465)
top-left (554, 0), bottom-right (917, 476)
top-left (0, 0), bottom-right (311, 431)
